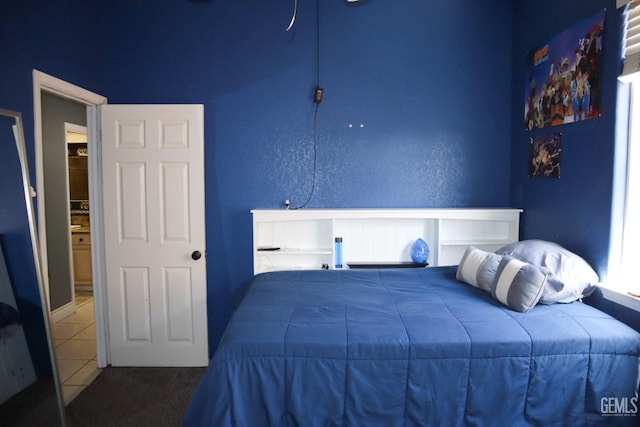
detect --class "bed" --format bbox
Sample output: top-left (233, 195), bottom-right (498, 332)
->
top-left (184, 262), bottom-right (640, 426)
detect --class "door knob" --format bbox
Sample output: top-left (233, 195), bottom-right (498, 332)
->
top-left (191, 250), bottom-right (202, 261)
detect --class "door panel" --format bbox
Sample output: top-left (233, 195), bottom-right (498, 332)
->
top-left (101, 105), bottom-right (207, 367)
top-left (161, 163), bottom-right (190, 241)
top-left (118, 163), bottom-right (147, 241)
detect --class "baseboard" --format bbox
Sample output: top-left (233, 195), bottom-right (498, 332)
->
top-left (51, 301), bottom-right (75, 323)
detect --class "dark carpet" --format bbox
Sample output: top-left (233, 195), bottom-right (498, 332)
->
top-left (64, 367), bottom-right (206, 427)
top-left (1, 380), bottom-right (62, 427)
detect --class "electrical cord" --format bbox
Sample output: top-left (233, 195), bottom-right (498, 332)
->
top-left (291, 103), bottom-right (319, 210)
top-left (290, 0), bottom-right (321, 210)
top-left (285, 0), bottom-right (297, 31)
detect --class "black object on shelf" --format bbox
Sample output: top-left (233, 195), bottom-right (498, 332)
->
top-left (347, 262), bottom-right (428, 269)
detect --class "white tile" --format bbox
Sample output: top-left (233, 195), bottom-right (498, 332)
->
top-left (55, 339), bottom-right (97, 360)
top-left (75, 295), bottom-right (93, 307)
top-left (56, 308), bottom-right (94, 326)
top-left (66, 360), bottom-right (102, 386)
top-left (56, 359), bottom-right (86, 383)
top-left (72, 324), bottom-right (96, 340)
top-left (51, 322), bottom-right (87, 340)
top-left (77, 301), bottom-right (94, 315)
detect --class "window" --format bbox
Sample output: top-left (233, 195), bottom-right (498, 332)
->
top-left (610, 0), bottom-right (640, 304)
top-left (618, 81), bottom-right (640, 296)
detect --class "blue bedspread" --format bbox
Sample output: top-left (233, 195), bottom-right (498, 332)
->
top-left (184, 267), bottom-right (640, 426)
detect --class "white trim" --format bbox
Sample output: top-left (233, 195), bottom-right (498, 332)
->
top-left (87, 105), bottom-right (109, 367)
top-left (50, 301), bottom-right (76, 324)
top-left (33, 70), bottom-right (109, 368)
top-left (611, 76), bottom-right (640, 302)
top-left (621, 84), bottom-right (640, 296)
top-left (599, 286), bottom-right (640, 311)
top-left (65, 123), bottom-right (87, 140)
top-left (33, 70), bottom-right (106, 106)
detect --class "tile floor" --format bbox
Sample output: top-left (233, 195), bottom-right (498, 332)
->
top-left (51, 291), bottom-right (102, 404)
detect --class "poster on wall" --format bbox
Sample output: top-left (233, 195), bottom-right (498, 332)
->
top-left (524, 10), bottom-right (605, 130)
top-left (529, 133), bottom-right (561, 178)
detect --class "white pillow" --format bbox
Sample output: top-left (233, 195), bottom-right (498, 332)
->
top-left (456, 246), bottom-right (503, 293)
top-left (496, 240), bottom-right (598, 304)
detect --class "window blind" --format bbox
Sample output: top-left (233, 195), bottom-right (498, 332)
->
top-left (621, 1), bottom-right (640, 78)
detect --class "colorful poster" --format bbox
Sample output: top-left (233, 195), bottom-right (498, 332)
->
top-left (529, 133), bottom-right (561, 178)
top-left (524, 10), bottom-right (604, 130)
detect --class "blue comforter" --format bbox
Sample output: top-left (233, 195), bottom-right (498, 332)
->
top-left (184, 267), bottom-right (640, 426)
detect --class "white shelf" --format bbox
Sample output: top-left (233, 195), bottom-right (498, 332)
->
top-left (251, 208), bottom-right (522, 274)
top-left (439, 239), bottom-right (514, 246)
top-left (258, 248), bottom-right (332, 255)
top-left (257, 265), bottom-right (329, 273)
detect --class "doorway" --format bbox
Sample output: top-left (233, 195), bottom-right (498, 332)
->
top-left (33, 70), bottom-right (209, 370)
top-left (65, 123), bottom-right (93, 295)
top-left (40, 94), bottom-right (86, 323)
top-left (32, 70), bottom-right (108, 376)
top-left (35, 78), bottom-right (105, 404)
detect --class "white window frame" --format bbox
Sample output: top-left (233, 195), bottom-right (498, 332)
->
top-left (599, 1), bottom-right (640, 310)
top-left (603, 76), bottom-right (640, 311)
top-left (621, 81), bottom-right (640, 297)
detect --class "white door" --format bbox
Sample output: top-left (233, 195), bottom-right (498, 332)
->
top-left (100, 104), bottom-right (208, 367)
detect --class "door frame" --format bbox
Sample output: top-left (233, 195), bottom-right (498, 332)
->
top-left (64, 122), bottom-right (88, 298)
top-left (33, 69), bottom-right (109, 367)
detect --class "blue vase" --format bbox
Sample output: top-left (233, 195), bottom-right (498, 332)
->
top-left (410, 238), bottom-right (430, 264)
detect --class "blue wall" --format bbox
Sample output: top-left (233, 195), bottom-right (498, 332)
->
top-left (0, 0), bottom-right (106, 376)
top-left (100, 0), bottom-right (515, 346)
top-left (511, 1), bottom-right (640, 328)
top-left (0, 0), bottom-right (106, 289)
top-left (510, 0), bottom-right (621, 277)
top-left (2, 0), bottom-right (636, 352)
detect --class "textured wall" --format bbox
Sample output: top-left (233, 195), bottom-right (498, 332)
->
top-left (510, 0), bottom-right (620, 277)
top-left (0, 0), bottom-right (105, 374)
top-left (101, 0), bottom-right (515, 345)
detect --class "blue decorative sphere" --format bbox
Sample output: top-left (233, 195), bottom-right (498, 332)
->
top-left (410, 238), bottom-right (430, 264)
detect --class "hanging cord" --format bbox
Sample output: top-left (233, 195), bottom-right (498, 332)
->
top-left (290, 0), bottom-right (321, 209)
top-left (291, 105), bottom-right (319, 210)
top-left (285, 0), bottom-right (297, 31)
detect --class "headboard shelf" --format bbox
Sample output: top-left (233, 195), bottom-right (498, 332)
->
top-left (251, 208), bottom-right (522, 275)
